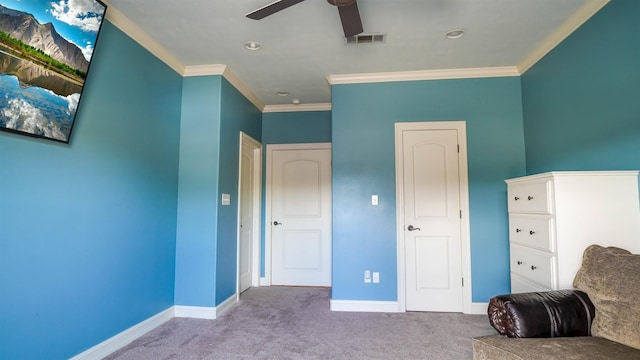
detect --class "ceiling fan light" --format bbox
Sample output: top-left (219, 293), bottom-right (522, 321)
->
top-left (446, 29), bottom-right (465, 39)
top-left (244, 41), bottom-right (262, 50)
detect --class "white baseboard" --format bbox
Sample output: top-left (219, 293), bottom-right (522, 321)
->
top-left (470, 302), bottom-right (489, 315)
top-left (70, 307), bottom-right (174, 360)
top-left (174, 294), bottom-right (238, 320)
top-left (72, 295), bottom-right (240, 359)
top-left (330, 299), bottom-right (489, 315)
top-left (214, 294), bottom-right (238, 317)
top-left (174, 305), bottom-right (216, 319)
top-left (330, 299), bottom-right (400, 313)
top-left (259, 277), bottom-right (270, 286)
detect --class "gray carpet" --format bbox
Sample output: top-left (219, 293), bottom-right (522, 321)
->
top-left (106, 287), bottom-right (497, 359)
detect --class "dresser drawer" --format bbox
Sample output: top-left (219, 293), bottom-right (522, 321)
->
top-left (511, 273), bottom-right (552, 293)
top-left (510, 245), bottom-right (556, 289)
top-left (507, 180), bottom-right (552, 214)
top-left (509, 214), bottom-right (555, 252)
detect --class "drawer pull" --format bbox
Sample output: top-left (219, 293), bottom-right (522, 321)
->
top-left (531, 265), bottom-right (537, 270)
top-left (514, 196), bottom-right (520, 201)
top-left (529, 230), bottom-right (536, 235)
top-left (517, 260), bottom-right (523, 265)
top-left (527, 196), bottom-right (534, 200)
top-left (516, 228), bottom-right (522, 233)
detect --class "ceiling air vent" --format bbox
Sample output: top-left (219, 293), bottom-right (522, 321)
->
top-left (345, 33), bottom-right (386, 45)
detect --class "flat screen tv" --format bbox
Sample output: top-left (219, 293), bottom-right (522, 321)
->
top-left (0, 0), bottom-right (107, 143)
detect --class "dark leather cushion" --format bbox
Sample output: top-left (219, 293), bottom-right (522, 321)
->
top-left (488, 290), bottom-right (595, 338)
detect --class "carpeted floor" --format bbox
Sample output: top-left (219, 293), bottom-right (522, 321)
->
top-left (106, 286), bottom-right (497, 359)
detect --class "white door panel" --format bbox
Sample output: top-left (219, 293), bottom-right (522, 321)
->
top-left (402, 128), bottom-right (463, 312)
top-left (270, 145), bottom-right (332, 286)
top-left (282, 160), bottom-right (322, 216)
top-left (415, 236), bottom-right (451, 289)
top-left (239, 147), bottom-right (253, 292)
top-left (238, 133), bottom-right (261, 294)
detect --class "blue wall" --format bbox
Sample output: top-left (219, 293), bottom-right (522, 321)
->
top-left (262, 111), bottom-right (332, 144)
top-left (174, 76), bottom-right (222, 307)
top-left (175, 76), bottom-right (262, 307)
top-left (330, 78), bottom-right (525, 302)
top-left (522, 0), bottom-right (640, 173)
top-left (0, 22), bottom-right (182, 359)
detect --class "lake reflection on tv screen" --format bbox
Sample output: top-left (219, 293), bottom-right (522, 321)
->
top-left (0, 51), bottom-right (81, 142)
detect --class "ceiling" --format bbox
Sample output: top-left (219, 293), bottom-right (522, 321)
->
top-left (100, 0), bottom-right (608, 110)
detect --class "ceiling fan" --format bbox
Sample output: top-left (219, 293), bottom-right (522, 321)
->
top-left (246, 0), bottom-right (364, 38)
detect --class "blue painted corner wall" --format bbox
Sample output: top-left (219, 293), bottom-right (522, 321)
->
top-left (0, 22), bottom-right (183, 359)
top-left (174, 75), bottom-right (222, 307)
top-left (216, 80), bottom-right (262, 303)
top-left (522, 0), bottom-right (640, 174)
top-left (175, 76), bottom-right (262, 307)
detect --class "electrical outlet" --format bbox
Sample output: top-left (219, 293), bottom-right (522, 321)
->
top-left (371, 195), bottom-right (378, 206)
top-left (373, 272), bottom-right (380, 283)
top-left (364, 270), bottom-right (371, 283)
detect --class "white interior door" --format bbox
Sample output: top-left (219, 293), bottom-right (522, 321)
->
top-left (268, 144), bottom-right (332, 286)
top-left (397, 123), bottom-right (468, 312)
top-left (238, 133), bottom-right (261, 293)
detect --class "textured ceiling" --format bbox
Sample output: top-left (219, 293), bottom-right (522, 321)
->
top-left (101, 0), bottom-right (607, 108)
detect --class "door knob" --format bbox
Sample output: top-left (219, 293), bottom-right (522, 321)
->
top-left (407, 225), bottom-right (421, 231)
top-left (273, 221), bottom-right (282, 226)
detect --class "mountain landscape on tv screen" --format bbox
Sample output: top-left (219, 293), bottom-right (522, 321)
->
top-left (0, 1), bottom-right (105, 142)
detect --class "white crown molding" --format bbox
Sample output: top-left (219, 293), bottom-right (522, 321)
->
top-left (182, 65), bottom-right (265, 111)
top-left (104, 1), bottom-right (265, 111)
top-left (222, 67), bottom-right (266, 112)
top-left (183, 64), bottom-right (227, 77)
top-left (102, 0), bottom-right (609, 112)
top-left (518, 0), bottom-right (610, 74)
top-left (327, 66), bottom-right (521, 85)
top-left (263, 103), bottom-right (332, 113)
top-left (102, 1), bottom-right (184, 74)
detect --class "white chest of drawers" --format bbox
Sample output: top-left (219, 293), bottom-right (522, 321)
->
top-left (505, 171), bottom-right (640, 293)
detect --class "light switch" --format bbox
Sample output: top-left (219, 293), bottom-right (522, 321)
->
top-left (221, 193), bottom-right (231, 205)
top-left (371, 195), bottom-right (378, 206)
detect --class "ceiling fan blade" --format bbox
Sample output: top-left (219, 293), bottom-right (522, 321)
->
top-left (246, 0), bottom-right (305, 20)
top-left (337, 2), bottom-right (363, 37)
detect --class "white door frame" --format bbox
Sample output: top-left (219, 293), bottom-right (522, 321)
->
top-left (264, 142), bottom-right (332, 286)
top-left (394, 121), bottom-right (472, 314)
top-left (236, 132), bottom-right (262, 298)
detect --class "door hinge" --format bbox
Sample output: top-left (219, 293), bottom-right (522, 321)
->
top-left (462, 278), bottom-right (464, 287)
top-left (460, 210), bottom-right (462, 219)
top-left (457, 144), bottom-right (460, 153)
